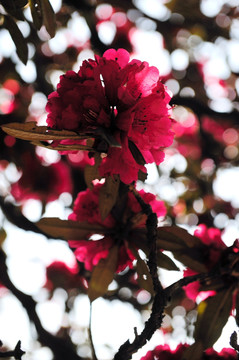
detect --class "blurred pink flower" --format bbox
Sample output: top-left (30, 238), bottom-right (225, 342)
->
top-left (140, 344), bottom-right (236, 360)
top-left (11, 153), bottom-right (72, 203)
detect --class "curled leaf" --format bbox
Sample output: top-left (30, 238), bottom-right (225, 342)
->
top-left (88, 245), bottom-right (119, 302)
top-left (1, 122), bottom-right (90, 141)
top-left (3, 15), bottom-right (28, 64)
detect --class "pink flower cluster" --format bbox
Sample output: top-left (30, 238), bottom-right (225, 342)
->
top-left (68, 183), bottom-right (166, 273)
top-left (44, 260), bottom-right (83, 292)
top-left (140, 344), bottom-right (236, 360)
top-left (11, 152), bottom-right (72, 203)
top-left (183, 224), bottom-right (227, 301)
top-left (46, 49), bottom-right (174, 183)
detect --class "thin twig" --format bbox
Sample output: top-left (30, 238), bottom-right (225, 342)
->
top-left (0, 340), bottom-right (25, 359)
top-left (230, 331), bottom-right (239, 360)
top-left (0, 250), bottom-right (82, 360)
top-left (89, 303), bottom-right (98, 360)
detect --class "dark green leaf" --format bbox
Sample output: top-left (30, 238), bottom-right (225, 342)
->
top-left (194, 288), bottom-right (233, 348)
top-left (15, 0), bottom-right (28, 7)
top-left (183, 288), bottom-right (234, 359)
top-left (128, 140), bottom-right (146, 165)
top-left (99, 175), bottom-right (120, 221)
top-left (157, 226), bottom-right (202, 248)
top-left (157, 226), bottom-right (207, 271)
top-left (182, 341), bottom-right (203, 360)
top-left (0, 0), bottom-right (25, 19)
top-left (0, 0), bottom-right (15, 10)
top-left (173, 249), bottom-right (207, 272)
top-left (132, 249), bottom-right (154, 295)
top-left (157, 251), bottom-right (179, 271)
top-left (88, 245), bottom-right (118, 302)
top-left (84, 153), bottom-right (102, 189)
top-left (3, 15), bottom-right (28, 64)
top-left (29, 0), bottom-right (43, 30)
top-left (131, 230), bottom-right (179, 271)
top-left (36, 217), bottom-right (108, 240)
top-left (40, 0), bottom-right (56, 37)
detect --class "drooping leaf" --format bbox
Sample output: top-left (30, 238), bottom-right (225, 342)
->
top-left (3, 15), bottom-right (28, 64)
top-left (157, 226), bottom-right (202, 249)
top-left (134, 250), bottom-right (154, 295)
top-left (40, 0), bottom-right (56, 37)
top-left (1, 0), bottom-right (26, 20)
top-left (131, 232), bottom-right (179, 271)
top-left (194, 288), bottom-right (233, 348)
top-left (36, 217), bottom-right (108, 240)
top-left (99, 175), bottom-right (120, 221)
top-left (172, 249), bottom-right (207, 272)
top-left (88, 245), bottom-right (119, 302)
top-left (84, 153), bottom-right (102, 189)
top-left (183, 288), bottom-right (234, 359)
top-left (29, 0), bottom-right (43, 30)
top-left (199, 276), bottom-right (227, 293)
top-left (128, 140), bottom-right (146, 166)
top-left (182, 341), bottom-right (203, 360)
top-left (157, 226), bottom-right (207, 272)
top-left (157, 251), bottom-right (180, 271)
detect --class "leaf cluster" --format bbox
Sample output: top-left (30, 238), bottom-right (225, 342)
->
top-left (0, 0), bottom-right (55, 63)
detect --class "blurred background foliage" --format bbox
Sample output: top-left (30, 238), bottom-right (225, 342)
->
top-left (1, 0), bottom-right (239, 359)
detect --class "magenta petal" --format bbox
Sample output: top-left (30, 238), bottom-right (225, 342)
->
top-left (103, 48), bottom-right (130, 68)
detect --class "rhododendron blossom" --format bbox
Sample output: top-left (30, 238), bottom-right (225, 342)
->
top-left (11, 153), bottom-right (73, 203)
top-left (46, 48), bottom-right (174, 183)
top-left (140, 344), bottom-right (236, 360)
top-left (68, 183), bottom-right (166, 272)
top-left (44, 260), bottom-right (83, 292)
top-left (183, 224), bottom-right (227, 301)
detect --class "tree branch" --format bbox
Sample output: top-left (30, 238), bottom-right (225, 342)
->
top-left (0, 250), bottom-right (82, 360)
top-left (0, 340), bottom-right (25, 359)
